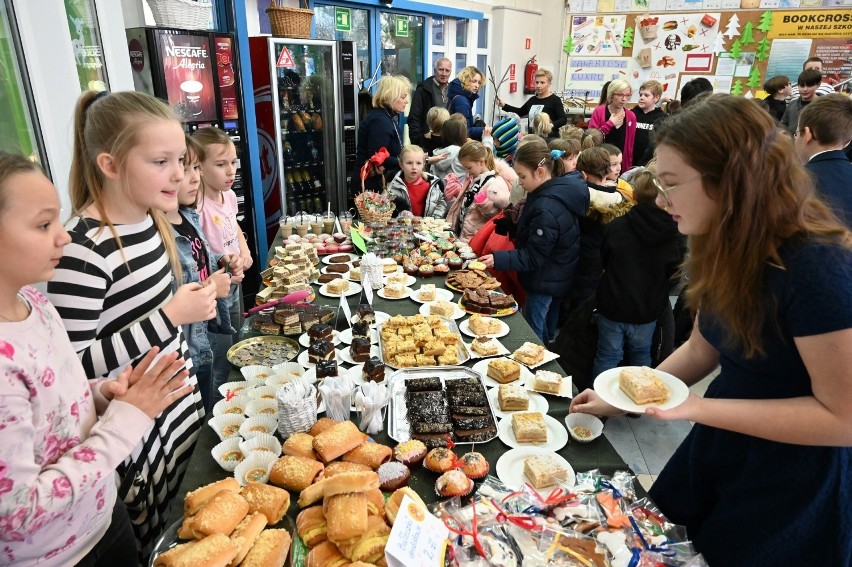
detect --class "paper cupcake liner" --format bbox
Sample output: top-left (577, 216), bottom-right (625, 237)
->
top-left (246, 398), bottom-right (279, 418)
top-left (239, 416), bottom-right (278, 439)
top-left (240, 365), bottom-right (275, 385)
top-left (234, 451), bottom-right (277, 486)
top-left (218, 381), bottom-right (250, 399)
top-left (435, 470), bottom-right (474, 498)
top-left (209, 414), bottom-right (246, 441)
top-left (272, 361), bottom-right (305, 381)
top-left (248, 385), bottom-right (279, 401)
top-left (211, 437), bottom-right (245, 472)
top-left (239, 433), bottom-right (282, 457)
top-left (265, 374), bottom-right (295, 390)
top-left (212, 394), bottom-right (251, 418)
top-left (565, 412), bottom-right (604, 443)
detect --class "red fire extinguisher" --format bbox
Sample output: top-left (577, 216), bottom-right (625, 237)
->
top-left (523, 55), bottom-right (538, 95)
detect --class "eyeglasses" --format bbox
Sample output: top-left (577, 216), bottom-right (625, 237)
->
top-left (653, 175), bottom-right (702, 207)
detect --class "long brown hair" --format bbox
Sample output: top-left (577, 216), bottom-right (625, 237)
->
top-left (70, 90), bottom-right (182, 278)
top-left (654, 94), bottom-right (850, 357)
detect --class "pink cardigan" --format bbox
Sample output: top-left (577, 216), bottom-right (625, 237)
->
top-left (589, 105), bottom-right (637, 171)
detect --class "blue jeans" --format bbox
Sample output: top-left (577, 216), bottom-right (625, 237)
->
top-left (592, 314), bottom-right (656, 378)
top-left (210, 284), bottom-right (242, 405)
top-left (523, 293), bottom-right (561, 345)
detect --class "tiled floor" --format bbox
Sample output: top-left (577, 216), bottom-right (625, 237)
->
top-left (606, 369), bottom-right (718, 492)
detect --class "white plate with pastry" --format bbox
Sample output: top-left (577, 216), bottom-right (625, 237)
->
top-left (487, 386), bottom-right (549, 419)
top-left (338, 327), bottom-right (379, 345)
top-left (464, 337), bottom-right (511, 359)
top-left (346, 362), bottom-right (393, 385)
top-left (351, 310), bottom-right (391, 326)
top-left (297, 348), bottom-right (344, 369)
top-left (418, 300), bottom-right (465, 320)
top-left (318, 281), bottom-right (362, 298)
top-left (338, 344), bottom-right (382, 366)
top-left (594, 366), bottom-right (688, 413)
top-left (298, 330), bottom-right (341, 348)
top-left (377, 286), bottom-right (412, 300)
top-left (458, 316), bottom-right (510, 338)
top-left (320, 265), bottom-right (352, 276)
top-left (321, 253), bottom-right (359, 265)
top-left (497, 412), bottom-right (568, 451)
top-left (472, 357), bottom-right (534, 388)
top-left (410, 286), bottom-right (454, 304)
top-left (496, 448), bottom-right (575, 490)
top-left (509, 342), bottom-right (561, 369)
top-left (524, 370), bottom-right (573, 398)
top-left (382, 273), bottom-right (417, 287)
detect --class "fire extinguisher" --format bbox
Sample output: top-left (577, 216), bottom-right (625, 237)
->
top-left (523, 55), bottom-right (538, 95)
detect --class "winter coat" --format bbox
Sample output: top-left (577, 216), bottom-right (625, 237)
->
top-left (409, 76), bottom-right (449, 146)
top-left (446, 170), bottom-right (511, 242)
top-left (469, 206), bottom-right (528, 307)
top-left (448, 78), bottom-right (484, 140)
top-left (431, 144), bottom-right (467, 181)
top-left (596, 203), bottom-right (681, 324)
top-left (589, 104), bottom-right (637, 170)
top-left (386, 171), bottom-right (449, 219)
top-left (493, 175), bottom-right (590, 298)
top-left (354, 106), bottom-right (402, 191)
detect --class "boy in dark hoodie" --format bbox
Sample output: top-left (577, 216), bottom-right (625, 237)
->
top-left (592, 170), bottom-right (681, 376)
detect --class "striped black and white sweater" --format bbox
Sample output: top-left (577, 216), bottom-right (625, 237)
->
top-left (47, 215), bottom-right (203, 563)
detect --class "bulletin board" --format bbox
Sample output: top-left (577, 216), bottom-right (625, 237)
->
top-left (564, 9), bottom-right (852, 101)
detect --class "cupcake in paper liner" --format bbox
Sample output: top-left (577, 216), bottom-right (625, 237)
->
top-left (210, 414), bottom-right (246, 442)
top-left (458, 451), bottom-right (490, 479)
top-left (211, 437), bottom-right (245, 472)
top-left (248, 385), bottom-right (279, 401)
top-left (234, 451), bottom-right (276, 486)
top-left (239, 433), bottom-right (282, 457)
top-left (240, 364), bottom-right (275, 385)
top-left (435, 469), bottom-right (474, 498)
top-left (265, 373), bottom-right (294, 390)
top-left (565, 413), bottom-right (604, 443)
top-left (219, 381), bottom-right (250, 399)
top-left (246, 398), bottom-right (278, 419)
top-left (212, 394), bottom-right (251, 418)
top-left (239, 416), bottom-right (278, 439)
top-left (272, 361), bottom-right (304, 382)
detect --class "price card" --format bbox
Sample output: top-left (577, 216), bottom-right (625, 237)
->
top-left (339, 292), bottom-right (352, 327)
top-left (362, 272), bottom-right (374, 306)
top-left (385, 495), bottom-right (448, 567)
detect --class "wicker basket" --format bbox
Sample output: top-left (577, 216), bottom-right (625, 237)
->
top-left (146, 0), bottom-right (212, 30)
top-left (266, 0), bottom-right (313, 39)
top-left (355, 168), bottom-right (394, 222)
top-left (276, 382), bottom-right (318, 436)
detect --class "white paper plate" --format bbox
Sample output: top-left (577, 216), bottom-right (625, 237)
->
top-left (320, 265), bottom-right (352, 276)
top-left (346, 362), bottom-right (393, 385)
top-left (339, 343), bottom-right (382, 366)
top-left (410, 287), bottom-right (454, 304)
top-left (495, 447), bottom-right (575, 490)
top-left (458, 317), bottom-right (510, 338)
top-left (487, 387), bottom-right (550, 419)
top-left (298, 330), bottom-right (341, 348)
top-left (510, 347), bottom-right (561, 369)
top-left (338, 327), bottom-right (379, 345)
top-left (297, 348), bottom-right (344, 369)
top-left (465, 338), bottom-right (511, 360)
top-left (319, 282), bottom-right (362, 298)
top-left (418, 301), bottom-right (465, 320)
top-left (377, 287), bottom-right (412, 300)
top-left (594, 366), bottom-right (689, 413)
top-left (382, 274), bottom-right (417, 287)
top-left (472, 357), bottom-right (534, 389)
top-left (497, 413), bottom-right (568, 451)
top-left (524, 372), bottom-right (574, 398)
top-left (351, 311), bottom-right (391, 326)
top-left (321, 253), bottom-right (359, 265)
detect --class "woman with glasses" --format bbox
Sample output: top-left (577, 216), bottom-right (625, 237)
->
top-left (571, 94), bottom-right (852, 565)
top-left (589, 79), bottom-right (637, 171)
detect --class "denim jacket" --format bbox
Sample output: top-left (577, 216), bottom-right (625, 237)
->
top-left (171, 207), bottom-right (234, 366)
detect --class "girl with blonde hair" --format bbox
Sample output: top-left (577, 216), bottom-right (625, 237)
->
top-left (354, 74), bottom-right (411, 191)
top-left (446, 140), bottom-right (511, 241)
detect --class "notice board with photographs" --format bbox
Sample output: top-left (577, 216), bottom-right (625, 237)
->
top-left (564, 8), bottom-right (851, 102)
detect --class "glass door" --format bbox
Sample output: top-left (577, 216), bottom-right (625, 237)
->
top-left (379, 12), bottom-right (425, 83)
top-left (63, 0), bottom-right (109, 92)
top-left (313, 4), bottom-right (371, 85)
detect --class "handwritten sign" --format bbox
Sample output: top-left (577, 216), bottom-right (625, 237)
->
top-left (385, 495), bottom-right (448, 567)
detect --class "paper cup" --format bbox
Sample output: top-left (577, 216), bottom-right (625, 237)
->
top-left (239, 416), bottom-right (278, 439)
top-left (246, 398), bottom-right (279, 418)
top-left (241, 365), bottom-right (275, 385)
top-left (209, 414), bottom-right (246, 441)
top-left (248, 385), bottom-right (279, 401)
top-left (212, 394), bottom-right (251, 418)
top-left (639, 24), bottom-right (658, 41)
top-left (219, 381), bottom-right (250, 399)
top-left (211, 437), bottom-right (245, 472)
top-left (234, 451), bottom-right (277, 486)
top-left (239, 433), bottom-right (282, 457)
top-left (565, 413), bottom-right (604, 443)
top-left (272, 361), bottom-right (305, 381)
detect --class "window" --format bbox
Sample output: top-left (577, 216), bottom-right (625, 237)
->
top-left (380, 12), bottom-right (424, 83)
top-left (455, 18), bottom-right (468, 48)
top-left (314, 5), bottom-right (371, 81)
top-left (429, 16), bottom-right (490, 119)
top-left (64, 0), bottom-right (109, 91)
top-left (454, 53), bottom-right (466, 72)
top-left (432, 15), bottom-right (444, 47)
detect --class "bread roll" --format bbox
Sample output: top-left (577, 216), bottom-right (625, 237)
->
top-left (184, 478), bottom-right (240, 516)
top-left (309, 417), bottom-right (340, 436)
top-left (313, 421), bottom-right (366, 463)
top-left (324, 461), bottom-right (372, 477)
top-left (283, 432), bottom-right (317, 461)
top-left (296, 505), bottom-right (328, 548)
top-left (269, 455), bottom-right (325, 492)
top-left (321, 470), bottom-right (380, 498)
top-left (305, 541), bottom-right (348, 567)
top-left (337, 515), bottom-right (390, 563)
top-left (342, 442), bottom-right (393, 469)
top-left (325, 492), bottom-right (368, 543)
top-left (240, 528), bottom-right (291, 567)
top-left (385, 487), bottom-right (427, 525)
top-left (154, 533), bottom-right (238, 567)
top-left (189, 490), bottom-right (250, 537)
top-left (228, 512), bottom-right (267, 567)
top-left (298, 477), bottom-right (327, 508)
top-left (364, 488), bottom-right (385, 518)
top-left (241, 482), bottom-right (290, 524)
top-left (177, 515), bottom-right (195, 540)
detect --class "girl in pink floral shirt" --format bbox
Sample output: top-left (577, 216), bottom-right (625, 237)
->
top-left (0, 153), bottom-right (192, 566)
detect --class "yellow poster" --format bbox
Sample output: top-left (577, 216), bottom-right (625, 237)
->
top-left (769, 10), bottom-right (852, 39)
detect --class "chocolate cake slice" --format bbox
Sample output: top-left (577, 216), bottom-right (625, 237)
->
top-left (405, 377), bottom-right (442, 392)
top-left (350, 337), bottom-right (372, 363)
top-left (452, 414), bottom-right (493, 430)
top-left (352, 321), bottom-right (370, 338)
top-left (274, 307), bottom-right (298, 326)
top-left (356, 304), bottom-right (375, 324)
top-left (316, 360), bottom-right (338, 379)
top-left (449, 392), bottom-right (488, 407)
top-left (308, 323), bottom-right (332, 342)
top-left (326, 264), bottom-right (349, 273)
top-left (316, 307), bottom-right (335, 324)
top-left (451, 405), bottom-right (491, 416)
top-left (446, 378), bottom-right (481, 392)
top-left (362, 357), bottom-right (385, 382)
top-left (411, 432), bottom-right (455, 448)
top-left (453, 425), bottom-right (498, 443)
top-left (317, 273), bottom-right (338, 284)
top-left (299, 312), bottom-right (319, 331)
top-left (308, 339), bottom-right (335, 363)
top-left (490, 293), bottom-right (516, 309)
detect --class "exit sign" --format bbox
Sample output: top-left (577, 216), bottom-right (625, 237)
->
top-left (396, 15), bottom-right (409, 37)
top-left (335, 7), bottom-right (351, 32)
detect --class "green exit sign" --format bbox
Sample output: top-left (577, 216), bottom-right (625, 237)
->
top-left (395, 15), bottom-right (409, 37)
top-left (335, 7), bottom-right (351, 32)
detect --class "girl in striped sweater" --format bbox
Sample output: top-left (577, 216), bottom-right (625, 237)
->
top-left (46, 90), bottom-right (216, 563)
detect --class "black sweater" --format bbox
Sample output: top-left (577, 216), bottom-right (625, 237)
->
top-left (632, 107), bottom-right (667, 167)
top-left (502, 93), bottom-right (567, 137)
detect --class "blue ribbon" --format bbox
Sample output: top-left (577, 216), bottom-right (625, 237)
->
top-left (600, 480), bottom-right (623, 499)
top-left (629, 516), bottom-right (676, 557)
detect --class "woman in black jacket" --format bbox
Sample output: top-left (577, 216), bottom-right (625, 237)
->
top-left (354, 74), bottom-right (410, 191)
top-left (479, 139), bottom-right (589, 344)
top-left (497, 69), bottom-right (567, 138)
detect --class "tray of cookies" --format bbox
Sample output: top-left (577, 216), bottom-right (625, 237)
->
top-left (386, 367), bottom-right (499, 447)
top-left (377, 314), bottom-right (470, 369)
top-left (227, 336), bottom-right (300, 368)
top-left (445, 269), bottom-right (501, 292)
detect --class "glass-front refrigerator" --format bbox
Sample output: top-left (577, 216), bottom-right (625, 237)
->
top-left (249, 37), bottom-right (358, 245)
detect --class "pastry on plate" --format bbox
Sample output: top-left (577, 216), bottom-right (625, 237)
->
top-left (498, 383), bottom-right (529, 411)
top-left (362, 357), bottom-right (386, 382)
top-left (487, 358), bottom-right (520, 384)
top-left (524, 454), bottom-right (568, 489)
top-left (417, 284), bottom-right (436, 301)
top-left (619, 366), bottom-right (669, 405)
top-left (513, 341), bottom-right (545, 366)
top-left (471, 336), bottom-right (500, 356)
top-left (326, 278), bottom-right (349, 295)
top-left (468, 314), bottom-right (502, 335)
top-left (429, 301), bottom-right (456, 318)
top-left (533, 370), bottom-right (562, 394)
top-left (382, 283), bottom-right (406, 298)
top-left (511, 412), bottom-right (548, 444)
